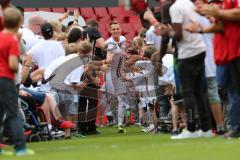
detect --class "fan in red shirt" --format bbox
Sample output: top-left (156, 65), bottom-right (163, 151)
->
top-left (0, 7), bottom-right (35, 156)
top-left (192, 0), bottom-right (240, 138)
top-left (212, 0), bottom-right (240, 65)
top-left (220, 0), bottom-right (240, 63)
top-left (0, 32), bottom-right (20, 79)
top-left (184, 0), bottom-right (240, 138)
top-left (194, 0), bottom-right (240, 64)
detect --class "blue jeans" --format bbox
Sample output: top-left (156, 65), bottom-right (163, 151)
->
top-left (0, 78), bottom-right (26, 151)
top-left (217, 64), bottom-right (240, 131)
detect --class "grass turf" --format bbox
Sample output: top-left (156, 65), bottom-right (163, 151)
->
top-left (2, 126), bottom-right (240, 160)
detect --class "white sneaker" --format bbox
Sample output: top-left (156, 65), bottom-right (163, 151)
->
top-left (171, 130), bottom-right (198, 140)
top-left (141, 124), bottom-right (155, 133)
top-left (50, 129), bottom-right (65, 137)
top-left (197, 130), bottom-right (213, 138)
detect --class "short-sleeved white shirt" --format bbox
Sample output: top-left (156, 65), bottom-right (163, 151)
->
top-left (29, 39), bottom-right (65, 68)
top-left (133, 60), bottom-right (157, 101)
top-left (159, 54), bottom-right (174, 83)
top-left (20, 27), bottom-right (43, 51)
top-left (106, 36), bottom-right (129, 95)
top-left (198, 15), bottom-right (216, 78)
top-left (146, 26), bottom-right (162, 50)
top-left (106, 36), bottom-right (126, 54)
top-left (170, 0), bottom-right (206, 59)
top-left (64, 66), bottom-right (84, 86)
top-left (16, 64), bottom-right (22, 85)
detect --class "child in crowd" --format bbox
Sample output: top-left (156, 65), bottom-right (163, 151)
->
top-left (0, 7), bottom-right (34, 156)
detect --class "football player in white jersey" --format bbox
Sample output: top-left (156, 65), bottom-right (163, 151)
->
top-left (106, 21), bottom-right (134, 133)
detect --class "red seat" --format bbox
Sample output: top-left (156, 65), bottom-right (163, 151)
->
top-left (98, 26), bottom-right (108, 36)
top-left (98, 17), bottom-right (111, 31)
top-left (66, 8), bottom-right (79, 12)
top-left (37, 8), bottom-right (52, 12)
top-left (80, 8), bottom-right (95, 19)
top-left (98, 25), bottom-right (106, 34)
top-left (52, 8), bottom-right (66, 13)
top-left (99, 15), bottom-right (111, 22)
top-left (128, 15), bottom-right (141, 23)
top-left (24, 8), bottom-right (37, 12)
top-left (94, 7), bottom-right (108, 19)
top-left (101, 31), bottom-right (110, 40)
top-left (104, 23), bottom-right (110, 32)
top-left (124, 32), bottom-right (136, 41)
top-left (113, 16), bottom-right (126, 23)
top-left (123, 10), bottom-right (135, 22)
top-left (84, 15), bottom-right (97, 21)
top-left (132, 22), bottom-right (142, 34)
top-left (108, 6), bottom-right (125, 18)
top-left (98, 22), bottom-right (108, 32)
top-left (120, 23), bottom-right (133, 35)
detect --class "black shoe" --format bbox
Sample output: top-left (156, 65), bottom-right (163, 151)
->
top-left (216, 130), bottom-right (226, 136)
top-left (223, 130), bottom-right (240, 139)
top-left (77, 130), bottom-right (88, 136)
top-left (171, 129), bottom-right (180, 136)
top-left (158, 127), bottom-right (169, 134)
top-left (73, 132), bottom-right (86, 138)
top-left (86, 130), bottom-right (101, 135)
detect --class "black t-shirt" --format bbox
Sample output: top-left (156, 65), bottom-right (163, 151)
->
top-left (160, 1), bottom-right (173, 25)
top-left (86, 27), bottom-right (102, 43)
top-left (94, 47), bottom-right (107, 60)
top-left (85, 27), bottom-right (106, 60)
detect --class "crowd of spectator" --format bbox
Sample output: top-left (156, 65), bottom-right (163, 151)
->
top-left (0, 0), bottom-right (240, 156)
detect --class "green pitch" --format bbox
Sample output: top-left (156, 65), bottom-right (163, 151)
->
top-left (2, 126), bottom-right (240, 160)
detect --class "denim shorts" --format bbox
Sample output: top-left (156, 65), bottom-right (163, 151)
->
top-left (207, 77), bottom-right (220, 103)
top-left (23, 88), bottom-right (46, 106)
top-left (53, 89), bottom-right (77, 115)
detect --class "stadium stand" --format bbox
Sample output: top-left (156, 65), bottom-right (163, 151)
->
top-left (52, 8), bottom-right (66, 13)
top-left (23, 5), bottom-right (143, 40)
top-left (37, 8), bottom-right (51, 12)
top-left (94, 7), bottom-right (108, 20)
